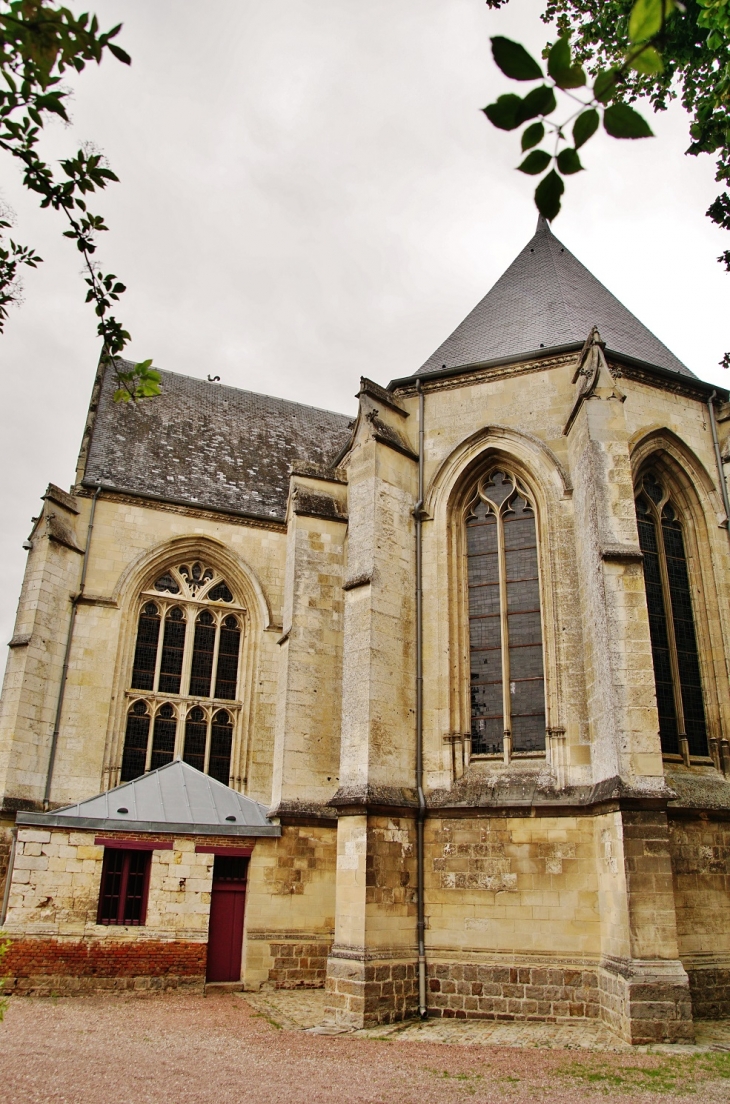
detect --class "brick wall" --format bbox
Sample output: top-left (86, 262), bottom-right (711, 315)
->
top-left (1, 937), bottom-right (206, 995)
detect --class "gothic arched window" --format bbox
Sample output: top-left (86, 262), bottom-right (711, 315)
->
top-left (120, 560), bottom-right (244, 783)
top-left (635, 473), bottom-right (708, 759)
top-left (466, 469), bottom-right (545, 757)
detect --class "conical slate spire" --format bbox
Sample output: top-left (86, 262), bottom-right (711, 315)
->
top-left (416, 219), bottom-right (691, 377)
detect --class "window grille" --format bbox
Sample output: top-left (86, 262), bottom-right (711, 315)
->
top-left (635, 474), bottom-right (708, 758)
top-left (120, 560), bottom-right (243, 784)
top-left (150, 703), bottom-right (176, 770)
top-left (183, 705), bottom-right (208, 773)
top-left (215, 616), bottom-right (241, 700)
top-left (209, 711), bottom-right (234, 784)
top-left (190, 611), bottom-right (216, 697)
top-left (120, 700), bottom-right (150, 782)
top-left (131, 603), bottom-right (160, 690)
top-left (97, 848), bottom-right (151, 925)
top-left (466, 469), bottom-right (545, 757)
top-left (158, 606), bottom-right (185, 694)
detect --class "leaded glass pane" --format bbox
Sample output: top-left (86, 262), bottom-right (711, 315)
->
top-left (209, 710), bottom-right (233, 784)
top-left (120, 702), bottom-right (149, 782)
top-left (189, 611), bottom-right (215, 697)
top-left (130, 603), bottom-right (160, 691)
top-left (158, 607), bottom-right (185, 695)
top-left (637, 511), bottom-right (679, 754)
top-left (215, 616), bottom-right (240, 700)
top-left (150, 703), bottom-right (176, 770)
top-left (662, 510), bottom-right (707, 756)
top-left (467, 497), bottom-right (503, 755)
top-left (183, 705), bottom-right (207, 772)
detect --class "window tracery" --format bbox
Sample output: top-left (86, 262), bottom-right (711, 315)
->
top-left (635, 472), bottom-right (708, 760)
top-left (465, 469), bottom-right (546, 757)
top-left (120, 560), bottom-right (244, 784)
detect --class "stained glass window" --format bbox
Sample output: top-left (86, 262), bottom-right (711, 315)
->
top-left (120, 562), bottom-right (244, 783)
top-left (467, 470), bottom-right (545, 756)
top-left (636, 475), bottom-right (708, 758)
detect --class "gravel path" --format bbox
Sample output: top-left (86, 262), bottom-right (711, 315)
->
top-left (1, 992), bottom-right (729, 1104)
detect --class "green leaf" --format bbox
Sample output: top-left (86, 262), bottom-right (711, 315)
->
top-left (594, 69), bottom-right (619, 104)
top-left (603, 103), bottom-right (654, 139)
top-left (573, 109), bottom-right (599, 149)
top-left (483, 94), bottom-right (523, 131)
top-left (556, 147), bottom-right (583, 174)
top-left (629, 44), bottom-right (664, 74)
top-left (518, 150), bottom-right (552, 175)
top-left (491, 37), bottom-right (543, 81)
top-left (517, 84), bottom-right (556, 123)
top-left (521, 122), bottom-right (545, 151)
top-left (628, 0), bottom-right (674, 43)
top-left (535, 170), bottom-right (564, 221)
top-left (547, 38), bottom-right (587, 89)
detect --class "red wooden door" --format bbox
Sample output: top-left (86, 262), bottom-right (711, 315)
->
top-left (207, 883), bottom-right (246, 982)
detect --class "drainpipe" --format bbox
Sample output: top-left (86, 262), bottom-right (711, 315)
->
top-left (0, 827), bottom-right (17, 926)
top-left (708, 392), bottom-right (730, 545)
top-left (43, 486), bottom-right (101, 809)
top-left (414, 380), bottom-right (427, 1020)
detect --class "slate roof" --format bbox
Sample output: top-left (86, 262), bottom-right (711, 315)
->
top-left (82, 363), bottom-right (353, 521)
top-left (416, 217), bottom-right (693, 378)
top-left (16, 760), bottom-right (281, 836)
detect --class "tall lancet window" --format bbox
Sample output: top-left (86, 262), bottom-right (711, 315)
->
top-left (120, 560), bottom-right (245, 784)
top-left (635, 473), bottom-right (708, 758)
top-left (466, 469), bottom-right (546, 756)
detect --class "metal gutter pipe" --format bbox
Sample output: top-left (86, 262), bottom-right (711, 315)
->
top-left (708, 392), bottom-right (730, 547)
top-left (43, 485), bottom-right (101, 809)
top-left (1, 827), bottom-right (17, 926)
top-left (414, 380), bottom-right (427, 1019)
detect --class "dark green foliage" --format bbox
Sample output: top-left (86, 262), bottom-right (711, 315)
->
top-left (603, 101), bottom-right (655, 136)
top-left (519, 149), bottom-right (552, 174)
top-left (491, 36), bottom-right (543, 80)
top-left (0, 1), bottom-right (159, 401)
top-left (572, 108), bottom-right (599, 147)
top-left (535, 169), bottom-right (565, 218)
top-left (556, 147), bottom-right (583, 172)
top-left (522, 121), bottom-right (546, 149)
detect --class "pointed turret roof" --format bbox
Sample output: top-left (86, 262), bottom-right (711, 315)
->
top-left (416, 217), bottom-right (692, 377)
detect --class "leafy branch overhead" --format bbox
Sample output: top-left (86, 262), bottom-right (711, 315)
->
top-left (484, 17), bottom-right (661, 220)
top-left (0, 1), bottom-right (160, 401)
top-left (483, 0), bottom-right (730, 366)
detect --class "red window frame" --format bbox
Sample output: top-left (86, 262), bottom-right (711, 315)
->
top-left (97, 847), bottom-right (152, 926)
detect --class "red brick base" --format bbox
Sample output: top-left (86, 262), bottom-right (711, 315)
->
top-left (1, 937), bottom-right (207, 995)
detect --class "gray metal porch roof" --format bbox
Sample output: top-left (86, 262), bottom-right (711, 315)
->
top-left (16, 759), bottom-right (280, 837)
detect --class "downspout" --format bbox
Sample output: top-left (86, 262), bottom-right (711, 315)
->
top-left (708, 392), bottom-right (730, 545)
top-left (0, 827), bottom-right (17, 926)
top-left (414, 380), bottom-right (427, 1020)
top-left (43, 485), bottom-right (101, 809)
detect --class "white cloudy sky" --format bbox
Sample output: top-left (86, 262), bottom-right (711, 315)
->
top-left (0, 0), bottom-right (727, 661)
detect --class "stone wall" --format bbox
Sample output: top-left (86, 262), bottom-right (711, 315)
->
top-left (427, 962), bottom-right (600, 1021)
top-left (669, 814), bottom-right (730, 1018)
top-left (242, 826), bottom-right (336, 990)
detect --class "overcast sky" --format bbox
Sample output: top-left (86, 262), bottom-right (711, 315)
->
top-left (0, 0), bottom-right (727, 662)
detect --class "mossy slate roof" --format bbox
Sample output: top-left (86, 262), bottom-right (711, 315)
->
top-left (83, 363), bottom-right (353, 521)
top-left (417, 217), bottom-right (693, 378)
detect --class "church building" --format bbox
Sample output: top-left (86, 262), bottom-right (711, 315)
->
top-left (2, 217), bottom-right (730, 1044)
